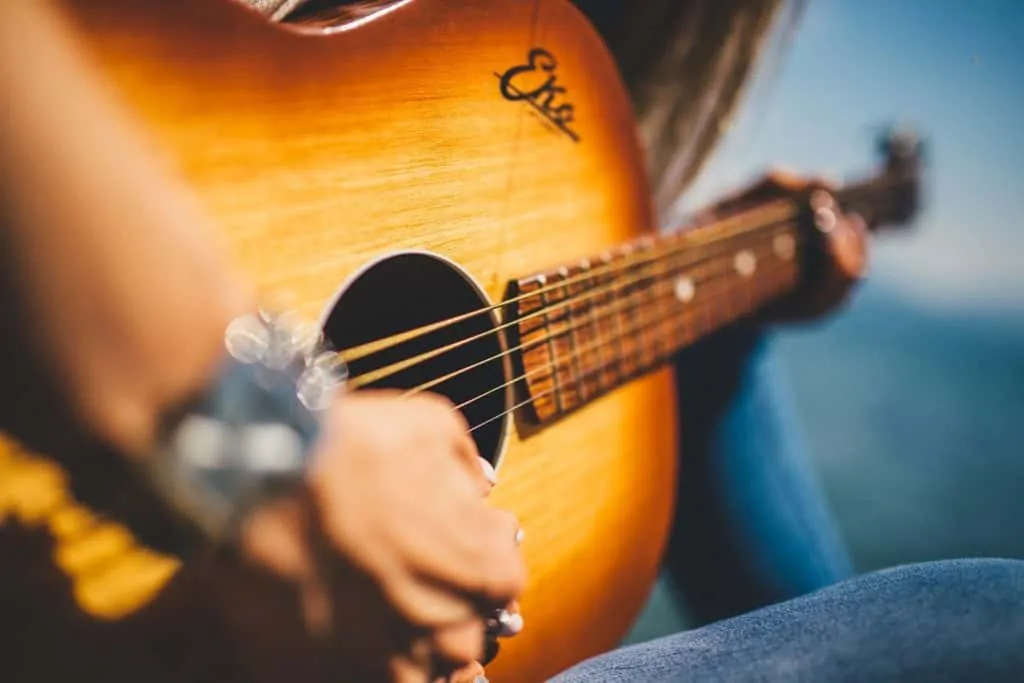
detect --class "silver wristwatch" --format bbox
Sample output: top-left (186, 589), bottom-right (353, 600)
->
top-left (147, 309), bottom-right (347, 542)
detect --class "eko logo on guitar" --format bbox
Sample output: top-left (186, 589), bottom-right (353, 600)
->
top-left (497, 48), bottom-right (580, 143)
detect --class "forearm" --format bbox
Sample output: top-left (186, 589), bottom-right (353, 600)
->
top-left (0, 2), bottom-right (252, 459)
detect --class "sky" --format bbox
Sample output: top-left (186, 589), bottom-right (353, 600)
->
top-left (681, 0), bottom-right (1024, 314)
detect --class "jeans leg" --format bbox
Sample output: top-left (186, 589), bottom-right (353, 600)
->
top-left (552, 558), bottom-right (1024, 682)
top-left (669, 328), bottom-right (853, 622)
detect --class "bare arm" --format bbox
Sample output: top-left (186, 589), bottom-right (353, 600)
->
top-left (0, 0), bottom-right (252, 459)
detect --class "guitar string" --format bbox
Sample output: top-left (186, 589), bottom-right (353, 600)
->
top-left (399, 235), bottom-right (800, 402)
top-left (337, 204), bottom-right (793, 376)
top-left (401, 249), bottom-right (767, 399)
top-left (345, 221), bottom-right (798, 389)
top-left (346, 222), bottom-right (792, 389)
top-left (335, 199), bottom-right (799, 364)
top-left (452, 254), bottom-right (797, 414)
top-left (331, 172), bottom-right (910, 366)
top-left (464, 257), bottom-right (799, 434)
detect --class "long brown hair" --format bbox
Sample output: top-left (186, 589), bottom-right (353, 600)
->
top-left (588, 0), bottom-right (804, 220)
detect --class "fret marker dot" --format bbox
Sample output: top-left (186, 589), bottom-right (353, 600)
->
top-left (734, 250), bottom-right (757, 278)
top-left (674, 277), bottom-right (696, 303)
top-left (773, 233), bottom-right (796, 261)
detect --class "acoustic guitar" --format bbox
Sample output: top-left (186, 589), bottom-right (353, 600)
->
top-left (0, 1), bottom-right (921, 681)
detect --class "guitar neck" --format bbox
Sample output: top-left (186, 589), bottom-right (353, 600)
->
top-left (508, 128), bottom-right (922, 427)
top-left (508, 198), bottom-right (805, 425)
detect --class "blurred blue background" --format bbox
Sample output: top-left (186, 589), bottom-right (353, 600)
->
top-left (631, 0), bottom-right (1024, 641)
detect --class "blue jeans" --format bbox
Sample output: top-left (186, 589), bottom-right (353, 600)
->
top-left (551, 328), bottom-right (1024, 680)
top-left (552, 558), bottom-right (1024, 681)
top-left (667, 328), bottom-right (853, 622)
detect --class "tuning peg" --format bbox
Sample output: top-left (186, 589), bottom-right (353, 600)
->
top-left (877, 124), bottom-right (924, 174)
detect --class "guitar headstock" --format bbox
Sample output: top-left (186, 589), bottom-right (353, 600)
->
top-left (837, 126), bottom-right (925, 231)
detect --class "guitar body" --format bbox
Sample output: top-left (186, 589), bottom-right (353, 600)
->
top-left (29, 0), bottom-right (679, 680)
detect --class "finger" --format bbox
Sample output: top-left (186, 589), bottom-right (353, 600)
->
top-left (478, 458), bottom-right (498, 493)
top-left (455, 451), bottom-right (495, 498)
top-left (450, 507), bottom-right (527, 606)
top-left (381, 572), bottom-right (481, 627)
top-left (455, 435), bottom-right (492, 497)
top-left (491, 509), bottom-right (521, 547)
top-left (763, 167), bottom-right (806, 192)
top-left (432, 619), bottom-right (486, 665)
top-left (828, 212), bottom-right (870, 280)
top-left (306, 489), bottom-right (485, 630)
top-left (393, 476), bottom-right (524, 606)
top-left (238, 497), bottom-right (342, 636)
top-left (238, 497), bottom-right (312, 581)
top-left (392, 654), bottom-right (432, 683)
top-left (815, 213), bottom-right (870, 311)
top-left (447, 661), bottom-right (486, 683)
top-left (417, 394), bottom-right (492, 496)
top-left (407, 511), bottom-right (526, 611)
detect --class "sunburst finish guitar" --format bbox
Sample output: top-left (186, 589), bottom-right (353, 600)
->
top-left (0, 1), bottom-right (920, 681)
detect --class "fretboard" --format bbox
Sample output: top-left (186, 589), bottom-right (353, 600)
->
top-left (508, 199), bottom-right (805, 425)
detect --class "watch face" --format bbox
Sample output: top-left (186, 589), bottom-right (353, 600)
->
top-left (154, 358), bottom-right (324, 540)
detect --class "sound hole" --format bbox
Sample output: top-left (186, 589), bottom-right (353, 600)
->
top-left (322, 253), bottom-right (509, 465)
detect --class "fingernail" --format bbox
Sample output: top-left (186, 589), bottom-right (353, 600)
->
top-left (478, 457), bottom-right (497, 486)
top-left (496, 609), bottom-right (524, 637)
top-left (515, 528), bottom-right (525, 546)
top-left (474, 677), bottom-right (489, 683)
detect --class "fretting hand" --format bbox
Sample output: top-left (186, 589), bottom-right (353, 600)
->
top-left (699, 170), bottom-right (871, 323)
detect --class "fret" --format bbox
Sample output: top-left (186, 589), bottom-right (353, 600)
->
top-left (687, 255), bottom-right (717, 342)
top-left (573, 259), bottom-right (610, 393)
top-left (562, 263), bottom-right (603, 399)
top-left (732, 245), bottom-right (759, 324)
top-left (752, 235), bottom-right (777, 310)
top-left (617, 245), bottom-right (645, 377)
top-left (711, 249), bottom-right (741, 330)
top-left (588, 259), bottom-right (619, 391)
top-left (667, 240), bottom-right (697, 347)
top-left (658, 234), bottom-right (683, 351)
top-left (769, 226), bottom-right (801, 302)
top-left (540, 272), bottom-right (581, 413)
top-left (717, 253), bottom-right (742, 329)
top-left (698, 272), bottom-right (716, 339)
top-left (618, 242), bottom-right (651, 374)
top-left (649, 243), bottom-right (679, 356)
top-left (514, 275), bottom-right (562, 422)
top-left (552, 267), bottom-right (587, 404)
top-left (638, 240), bottom-right (663, 368)
top-left (597, 252), bottom-right (625, 386)
top-left (720, 255), bottom-right (741, 328)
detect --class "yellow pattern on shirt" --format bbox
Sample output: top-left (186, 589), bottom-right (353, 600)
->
top-left (0, 434), bottom-right (181, 619)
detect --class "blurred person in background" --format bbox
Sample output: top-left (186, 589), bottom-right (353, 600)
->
top-left (1, 1), bottom-right (1021, 683)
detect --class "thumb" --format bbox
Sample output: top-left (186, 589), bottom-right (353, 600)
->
top-left (446, 661), bottom-right (487, 683)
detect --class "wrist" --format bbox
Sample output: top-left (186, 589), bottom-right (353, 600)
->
top-left (142, 308), bottom-right (346, 547)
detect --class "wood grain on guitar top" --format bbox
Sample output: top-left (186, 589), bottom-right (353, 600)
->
top-left (0, 1), bottom-right (679, 681)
